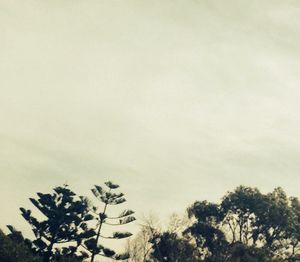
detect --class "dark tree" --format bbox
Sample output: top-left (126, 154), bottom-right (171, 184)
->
top-left (0, 228), bottom-right (42, 262)
top-left (13, 185), bottom-right (91, 262)
top-left (220, 186), bottom-right (263, 245)
top-left (223, 242), bottom-right (274, 262)
top-left (184, 201), bottom-right (227, 261)
top-left (254, 187), bottom-right (300, 261)
top-left (149, 231), bottom-right (199, 262)
top-left (184, 186), bottom-right (300, 261)
top-left (81, 181), bottom-right (136, 262)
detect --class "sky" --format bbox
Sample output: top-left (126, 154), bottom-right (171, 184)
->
top-left (1, 0), bottom-right (300, 238)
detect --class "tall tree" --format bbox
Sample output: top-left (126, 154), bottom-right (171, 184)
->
top-left (15, 185), bottom-right (91, 262)
top-left (81, 181), bottom-right (136, 262)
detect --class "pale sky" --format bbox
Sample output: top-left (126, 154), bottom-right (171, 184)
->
top-left (1, 0), bottom-right (300, 237)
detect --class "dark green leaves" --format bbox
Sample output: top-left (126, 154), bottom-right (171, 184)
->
top-left (112, 232), bottom-right (133, 239)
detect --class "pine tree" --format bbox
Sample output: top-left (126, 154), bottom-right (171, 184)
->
top-left (81, 181), bottom-right (136, 262)
top-left (16, 185), bottom-right (91, 262)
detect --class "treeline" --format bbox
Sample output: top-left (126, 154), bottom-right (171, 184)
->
top-left (0, 184), bottom-right (299, 262)
top-left (126, 186), bottom-right (300, 262)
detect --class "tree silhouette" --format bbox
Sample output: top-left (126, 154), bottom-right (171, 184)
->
top-left (139, 186), bottom-right (300, 261)
top-left (149, 231), bottom-right (199, 262)
top-left (0, 228), bottom-right (42, 262)
top-left (125, 214), bottom-right (160, 262)
top-left (81, 181), bottom-right (136, 262)
top-left (184, 200), bottom-right (227, 260)
top-left (13, 185), bottom-right (91, 262)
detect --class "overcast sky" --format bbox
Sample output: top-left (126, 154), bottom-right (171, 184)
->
top-left (1, 0), bottom-right (300, 236)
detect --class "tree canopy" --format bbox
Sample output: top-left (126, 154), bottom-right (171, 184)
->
top-left (147, 186), bottom-right (300, 262)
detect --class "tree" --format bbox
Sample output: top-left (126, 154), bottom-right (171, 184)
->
top-left (167, 213), bottom-right (191, 235)
top-left (81, 181), bottom-right (136, 262)
top-left (14, 185), bottom-right (91, 262)
top-left (223, 242), bottom-right (274, 262)
top-left (125, 214), bottom-right (160, 262)
top-left (185, 186), bottom-right (300, 261)
top-left (288, 197), bottom-right (300, 261)
top-left (253, 188), bottom-right (300, 261)
top-left (184, 200), bottom-right (227, 260)
top-left (0, 228), bottom-right (42, 262)
top-left (149, 231), bottom-right (199, 262)
top-left (220, 186), bottom-right (263, 245)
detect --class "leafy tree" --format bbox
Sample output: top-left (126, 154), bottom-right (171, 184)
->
top-left (185, 186), bottom-right (300, 261)
top-left (254, 188), bottom-right (300, 261)
top-left (0, 228), bottom-right (42, 262)
top-left (149, 232), bottom-right (199, 262)
top-left (14, 185), bottom-right (91, 262)
top-left (289, 197), bottom-right (300, 261)
top-left (81, 181), bottom-right (136, 262)
top-left (220, 186), bottom-right (263, 245)
top-left (184, 200), bottom-right (227, 260)
top-left (223, 242), bottom-right (274, 262)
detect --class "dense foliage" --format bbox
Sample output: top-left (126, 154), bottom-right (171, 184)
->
top-left (127, 186), bottom-right (300, 262)
top-left (0, 229), bottom-right (42, 262)
top-left (16, 185), bottom-right (91, 261)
